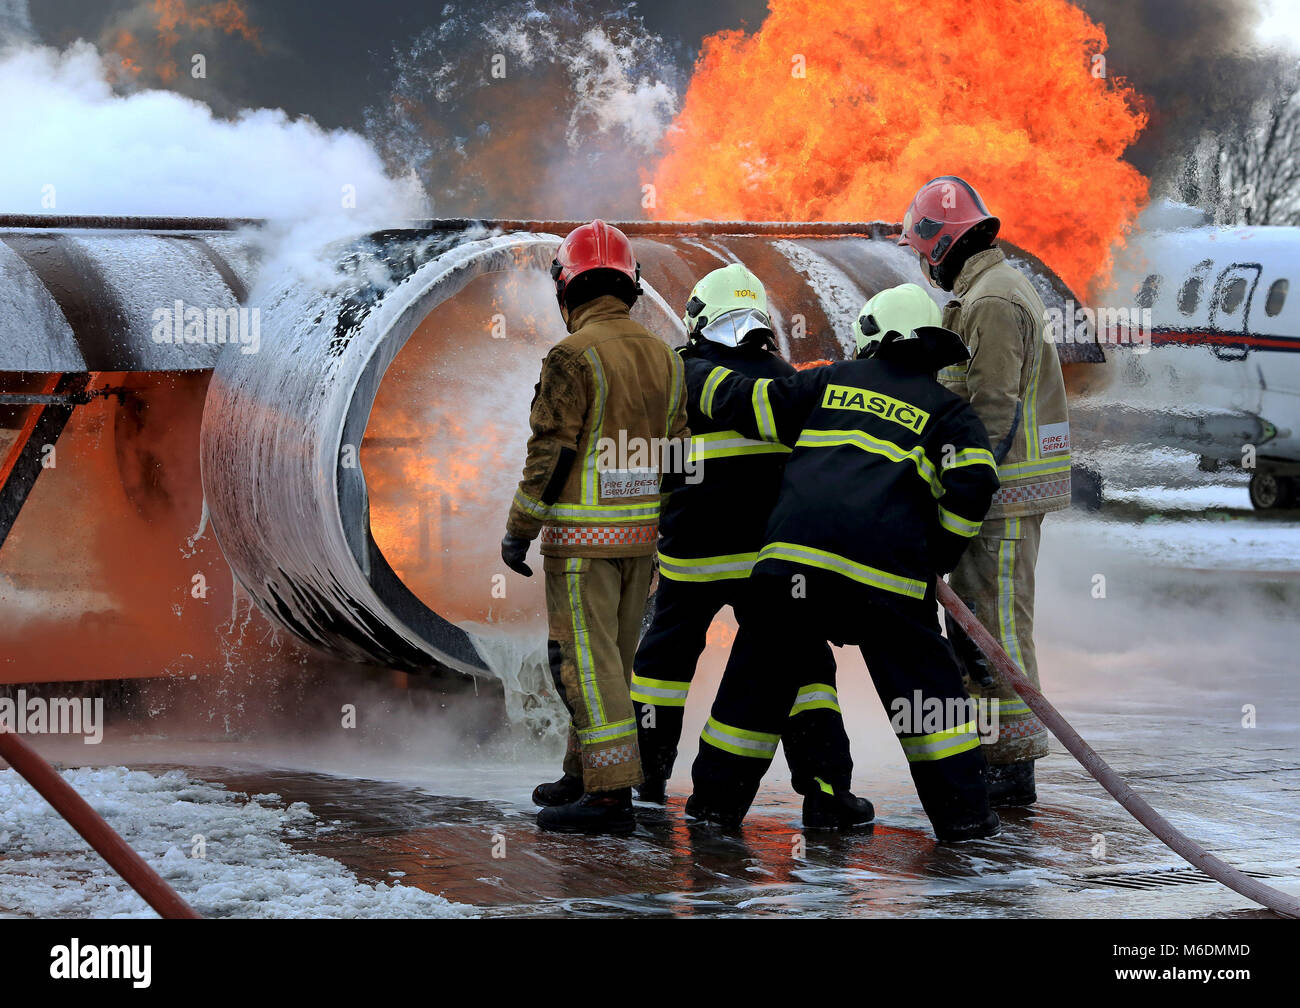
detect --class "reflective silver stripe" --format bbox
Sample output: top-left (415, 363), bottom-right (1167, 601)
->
top-left (657, 552), bottom-right (757, 581)
top-left (512, 488), bottom-right (549, 519)
top-left (999, 456), bottom-right (1070, 480)
top-left (938, 505), bottom-right (982, 538)
top-left (943, 447), bottom-right (997, 472)
top-left (578, 718), bottom-right (637, 745)
top-left (581, 346), bottom-right (608, 505)
top-left (666, 350), bottom-right (684, 432)
top-left (796, 428), bottom-right (942, 497)
top-left (977, 696), bottom-right (1032, 717)
top-left (899, 721), bottom-right (981, 762)
top-left (546, 500), bottom-right (660, 521)
top-left (688, 430), bottom-right (790, 462)
top-left (630, 675), bottom-right (690, 705)
top-left (700, 716), bottom-right (780, 759)
top-left (700, 365), bottom-right (732, 417)
top-left (758, 541), bottom-right (927, 599)
top-left (790, 684), bottom-right (840, 715)
top-left (752, 378), bottom-right (778, 442)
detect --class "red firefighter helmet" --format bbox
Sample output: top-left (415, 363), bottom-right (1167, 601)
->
top-left (898, 176), bottom-right (1000, 268)
top-left (550, 219), bottom-right (641, 306)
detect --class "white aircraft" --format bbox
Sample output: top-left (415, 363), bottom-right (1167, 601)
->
top-left (1079, 202), bottom-right (1300, 510)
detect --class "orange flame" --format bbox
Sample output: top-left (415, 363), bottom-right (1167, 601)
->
top-left (109, 0), bottom-right (260, 86)
top-left (650, 0), bottom-right (1149, 296)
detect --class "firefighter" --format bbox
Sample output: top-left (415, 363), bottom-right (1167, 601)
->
top-left (501, 220), bottom-right (689, 836)
top-left (898, 177), bottom-right (1071, 806)
top-left (681, 283), bottom-right (1002, 843)
top-left (630, 263), bottom-right (873, 829)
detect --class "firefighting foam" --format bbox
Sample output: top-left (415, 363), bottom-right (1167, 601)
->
top-left (650, 0), bottom-right (1150, 297)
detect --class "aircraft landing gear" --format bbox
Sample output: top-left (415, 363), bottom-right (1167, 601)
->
top-left (1248, 471), bottom-right (1298, 510)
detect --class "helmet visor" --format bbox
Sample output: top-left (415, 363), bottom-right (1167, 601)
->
top-left (698, 308), bottom-right (774, 348)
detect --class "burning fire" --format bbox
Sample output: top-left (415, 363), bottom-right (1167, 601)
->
top-left (650, 0), bottom-right (1149, 296)
top-left (109, 0), bottom-right (259, 85)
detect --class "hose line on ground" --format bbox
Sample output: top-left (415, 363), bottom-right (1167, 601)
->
top-left (0, 730), bottom-right (201, 919)
top-left (938, 578), bottom-right (1299, 918)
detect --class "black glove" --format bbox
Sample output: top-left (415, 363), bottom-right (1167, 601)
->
top-left (501, 534), bottom-right (534, 577)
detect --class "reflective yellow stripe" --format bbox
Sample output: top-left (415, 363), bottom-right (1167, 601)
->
top-left (700, 716), bottom-right (780, 759)
top-left (944, 447), bottom-right (997, 472)
top-left (630, 675), bottom-right (691, 707)
top-left (512, 488), bottom-right (549, 519)
top-left (997, 537), bottom-right (1026, 671)
top-left (758, 541), bottom-right (927, 599)
top-left (688, 430), bottom-right (791, 462)
top-left (938, 505), bottom-right (982, 538)
top-left (700, 365), bottom-right (732, 418)
top-left (578, 718), bottom-right (637, 745)
top-left (565, 567), bottom-right (605, 725)
top-left (998, 456), bottom-right (1071, 480)
top-left (1025, 325), bottom-right (1045, 460)
top-left (581, 347), bottom-right (608, 506)
top-left (657, 551), bottom-right (758, 582)
top-left (752, 378), bottom-right (778, 442)
top-left (899, 720), bottom-right (981, 762)
top-left (795, 428), bottom-right (942, 497)
top-left (666, 351), bottom-right (684, 433)
top-left (546, 500), bottom-right (660, 522)
top-left (975, 696), bottom-right (1032, 718)
top-left (790, 683), bottom-right (840, 716)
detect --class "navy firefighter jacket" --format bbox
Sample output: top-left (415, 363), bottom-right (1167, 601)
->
top-left (657, 337), bottom-right (796, 583)
top-left (681, 326), bottom-right (1000, 609)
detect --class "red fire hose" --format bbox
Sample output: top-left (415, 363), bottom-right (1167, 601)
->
top-left (0, 730), bottom-right (201, 919)
top-left (937, 578), bottom-right (1300, 918)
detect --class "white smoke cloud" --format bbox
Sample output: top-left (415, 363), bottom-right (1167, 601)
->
top-left (0, 41), bottom-right (427, 226)
top-left (0, 0), bottom-right (33, 49)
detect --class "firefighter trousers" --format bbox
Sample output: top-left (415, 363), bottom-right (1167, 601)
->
top-left (945, 514), bottom-right (1048, 765)
top-left (545, 554), bottom-right (656, 792)
top-left (691, 574), bottom-right (991, 834)
top-left (630, 574), bottom-right (853, 795)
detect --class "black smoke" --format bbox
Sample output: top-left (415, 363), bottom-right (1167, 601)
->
top-left (1078, 0), bottom-right (1291, 186)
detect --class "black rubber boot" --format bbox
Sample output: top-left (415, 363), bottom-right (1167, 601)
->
top-left (986, 761), bottom-right (1037, 807)
top-left (684, 793), bottom-right (744, 830)
top-left (537, 789), bottom-right (635, 835)
top-left (802, 789), bottom-right (875, 829)
top-left (635, 778), bottom-right (667, 804)
top-left (934, 810), bottom-right (1001, 844)
top-left (532, 773), bottom-right (584, 808)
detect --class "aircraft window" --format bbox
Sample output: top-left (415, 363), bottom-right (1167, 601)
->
top-left (1136, 274), bottom-right (1160, 308)
top-left (1219, 277), bottom-right (1247, 315)
top-left (1265, 278), bottom-right (1288, 317)
top-left (1178, 275), bottom-right (1203, 316)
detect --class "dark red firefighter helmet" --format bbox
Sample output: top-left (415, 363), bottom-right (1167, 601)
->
top-left (898, 176), bottom-right (1001, 269)
top-left (550, 219), bottom-right (642, 306)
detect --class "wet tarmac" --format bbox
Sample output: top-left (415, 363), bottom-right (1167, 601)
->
top-left (153, 741), bottom-right (1295, 918)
